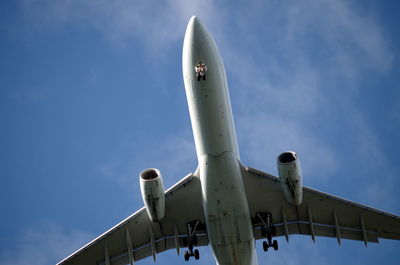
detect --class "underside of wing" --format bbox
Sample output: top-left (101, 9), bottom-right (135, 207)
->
top-left (57, 172), bottom-right (207, 265)
top-left (242, 166), bottom-right (400, 245)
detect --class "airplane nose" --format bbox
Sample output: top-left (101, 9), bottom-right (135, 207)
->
top-left (185, 16), bottom-right (208, 44)
top-left (188, 15), bottom-right (199, 29)
top-left (188, 16), bottom-right (202, 33)
top-left (182, 16), bottom-right (224, 84)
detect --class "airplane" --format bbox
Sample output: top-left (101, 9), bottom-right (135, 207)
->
top-left (57, 16), bottom-right (400, 265)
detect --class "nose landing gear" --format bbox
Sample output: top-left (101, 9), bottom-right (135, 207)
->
top-left (194, 62), bottom-right (207, 82)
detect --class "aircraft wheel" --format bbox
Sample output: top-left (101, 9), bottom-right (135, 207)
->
top-left (273, 240), bottom-right (278, 251)
top-left (262, 241), bottom-right (268, 252)
top-left (184, 251), bottom-right (190, 261)
top-left (194, 249), bottom-right (200, 260)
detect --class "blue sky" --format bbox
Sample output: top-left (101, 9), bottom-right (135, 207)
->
top-left (1, 0), bottom-right (399, 264)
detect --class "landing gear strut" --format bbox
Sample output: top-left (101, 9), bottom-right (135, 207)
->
top-left (257, 212), bottom-right (278, 252)
top-left (183, 220), bottom-right (200, 261)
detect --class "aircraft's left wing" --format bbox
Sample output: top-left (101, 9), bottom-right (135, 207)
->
top-left (57, 173), bottom-right (207, 265)
top-left (242, 166), bottom-right (400, 245)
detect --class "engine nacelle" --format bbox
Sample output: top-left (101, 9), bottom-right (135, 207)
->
top-left (277, 151), bottom-right (303, 205)
top-left (140, 168), bottom-right (165, 222)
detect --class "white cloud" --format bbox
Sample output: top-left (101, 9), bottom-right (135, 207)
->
top-left (7, 1), bottom-right (399, 265)
top-left (0, 223), bottom-right (93, 265)
top-left (18, 0), bottom-right (393, 72)
top-left (237, 112), bottom-right (338, 179)
top-left (283, 0), bottom-right (393, 74)
top-left (41, 0), bottom-right (394, 192)
top-left (345, 111), bottom-right (385, 166)
top-left (18, 0), bottom-right (220, 51)
top-left (98, 131), bottom-right (196, 190)
top-left (19, 0), bottom-right (395, 199)
top-left (210, 0), bottom-right (394, 183)
top-left (362, 174), bottom-right (397, 211)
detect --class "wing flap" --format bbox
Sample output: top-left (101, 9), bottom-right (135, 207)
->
top-left (254, 221), bottom-right (379, 243)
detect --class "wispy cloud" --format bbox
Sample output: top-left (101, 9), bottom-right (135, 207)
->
top-left (0, 223), bottom-right (93, 265)
top-left (18, 0), bottom-right (220, 51)
top-left (208, 0), bottom-right (395, 183)
top-left (237, 112), bottom-right (338, 179)
top-left (18, 0), bottom-right (393, 73)
top-left (18, 0), bottom-right (395, 184)
top-left (12, 1), bottom-right (399, 264)
top-left (362, 173), bottom-right (397, 211)
top-left (27, 0), bottom-right (395, 201)
top-left (283, 0), bottom-right (393, 73)
top-left (98, 131), bottom-right (196, 191)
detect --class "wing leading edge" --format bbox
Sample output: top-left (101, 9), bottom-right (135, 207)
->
top-left (57, 172), bottom-right (207, 265)
top-left (242, 166), bottom-right (400, 245)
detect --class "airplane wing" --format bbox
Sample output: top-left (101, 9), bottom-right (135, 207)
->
top-left (57, 172), bottom-right (207, 265)
top-left (242, 166), bottom-right (400, 245)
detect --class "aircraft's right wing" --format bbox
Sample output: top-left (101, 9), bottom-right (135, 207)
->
top-left (242, 166), bottom-right (400, 245)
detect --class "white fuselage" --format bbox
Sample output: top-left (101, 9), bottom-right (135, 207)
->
top-left (182, 17), bottom-right (257, 265)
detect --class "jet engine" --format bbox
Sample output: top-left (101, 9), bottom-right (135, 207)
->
top-left (140, 168), bottom-right (165, 222)
top-left (277, 151), bottom-right (303, 205)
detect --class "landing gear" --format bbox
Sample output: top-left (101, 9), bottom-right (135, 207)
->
top-left (194, 62), bottom-right (207, 82)
top-left (262, 237), bottom-right (278, 252)
top-left (196, 73), bottom-right (206, 81)
top-left (184, 251), bottom-right (190, 261)
top-left (272, 240), bottom-right (278, 250)
top-left (184, 249), bottom-right (199, 261)
top-left (263, 241), bottom-right (268, 252)
top-left (183, 220), bottom-right (200, 261)
top-left (257, 212), bottom-right (279, 252)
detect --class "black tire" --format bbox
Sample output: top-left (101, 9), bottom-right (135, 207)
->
top-left (262, 241), bottom-right (268, 252)
top-left (273, 240), bottom-right (278, 251)
top-left (184, 251), bottom-right (190, 261)
top-left (194, 249), bottom-right (200, 260)
top-left (203, 75), bottom-right (206, 80)
top-left (197, 75), bottom-right (201, 81)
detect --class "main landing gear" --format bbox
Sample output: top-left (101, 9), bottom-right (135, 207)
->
top-left (183, 220), bottom-right (200, 261)
top-left (257, 212), bottom-right (278, 252)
